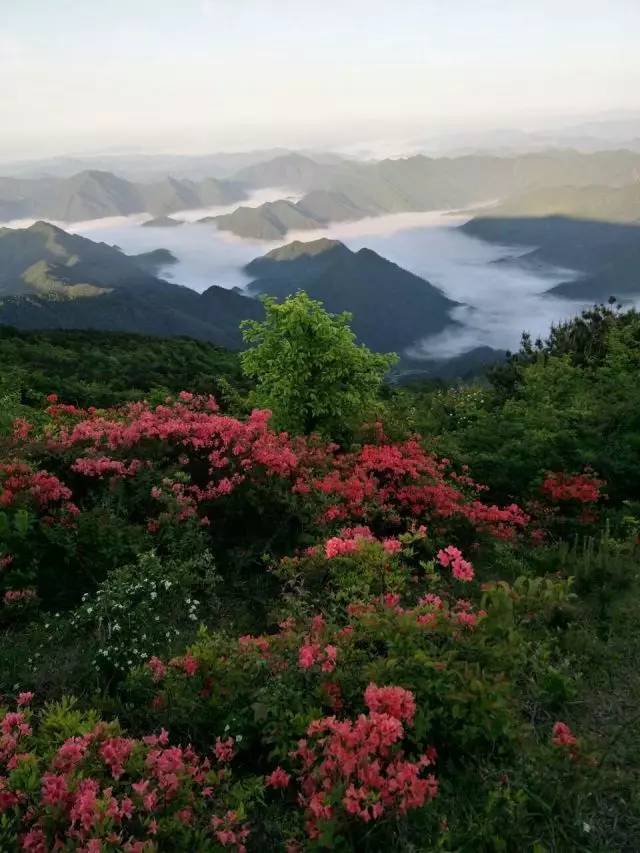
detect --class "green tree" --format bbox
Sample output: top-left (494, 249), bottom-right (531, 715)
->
top-left (240, 292), bottom-right (397, 437)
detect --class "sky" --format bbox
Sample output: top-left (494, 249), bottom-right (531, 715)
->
top-left (2, 0), bottom-right (640, 159)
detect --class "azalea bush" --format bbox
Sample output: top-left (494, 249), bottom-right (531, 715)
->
top-left (0, 343), bottom-right (624, 849)
top-left (0, 695), bottom-right (260, 852)
top-left (108, 571), bottom-right (589, 849)
top-left (1, 394), bottom-right (533, 613)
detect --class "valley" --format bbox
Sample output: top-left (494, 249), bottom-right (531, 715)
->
top-left (2, 147), bottom-right (640, 374)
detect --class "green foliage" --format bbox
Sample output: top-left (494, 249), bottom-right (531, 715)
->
top-left (70, 550), bottom-right (220, 679)
top-left (0, 365), bottom-right (32, 438)
top-left (387, 306), bottom-right (640, 506)
top-left (120, 571), bottom-right (589, 850)
top-left (240, 292), bottom-right (397, 437)
top-left (2, 304), bottom-right (640, 849)
top-left (0, 326), bottom-right (247, 409)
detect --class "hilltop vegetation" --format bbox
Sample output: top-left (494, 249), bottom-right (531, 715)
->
top-left (0, 327), bottom-right (245, 411)
top-left (0, 296), bottom-right (639, 850)
top-left (0, 221), bottom-right (264, 349)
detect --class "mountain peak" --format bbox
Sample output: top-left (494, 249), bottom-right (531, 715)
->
top-left (28, 220), bottom-right (66, 236)
top-left (262, 238), bottom-right (348, 262)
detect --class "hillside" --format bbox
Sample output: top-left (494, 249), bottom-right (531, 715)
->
top-left (0, 326), bottom-right (245, 407)
top-left (232, 149), bottom-right (640, 212)
top-left (0, 220), bottom-right (168, 297)
top-left (245, 238), bottom-right (458, 352)
top-left (470, 183), bottom-right (640, 223)
top-left (0, 221), bottom-right (263, 347)
top-left (461, 214), bottom-right (640, 301)
top-left (206, 190), bottom-right (371, 239)
top-left (2, 301), bottom-right (639, 851)
top-left (0, 170), bottom-right (246, 222)
top-left (207, 199), bottom-right (323, 239)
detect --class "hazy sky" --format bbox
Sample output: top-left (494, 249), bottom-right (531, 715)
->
top-left (2, 0), bottom-right (640, 159)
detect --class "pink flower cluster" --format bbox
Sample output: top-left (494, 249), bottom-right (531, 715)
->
top-left (542, 472), bottom-right (602, 504)
top-left (552, 721), bottom-right (578, 752)
top-left (265, 766), bottom-right (291, 789)
top-left (0, 698), bottom-right (251, 852)
top-left (324, 525), bottom-right (403, 559)
top-left (70, 456), bottom-right (143, 479)
top-left (0, 463), bottom-right (72, 510)
top-left (363, 683), bottom-right (416, 724)
top-left (3, 588), bottom-right (37, 606)
top-left (291, 686), bottom-right (437, 838)
top-left (436, 545), bottom-right (475, 582)
top-left (298, 642), bottom-right (338, 673)
top-left (296, 439), bottom-right (529, 541)
top-left (211, 810), bottom-right (250, 851)
top-left (168, 651), bottom-right (199, 677)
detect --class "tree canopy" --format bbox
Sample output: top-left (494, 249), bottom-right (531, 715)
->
top-left (240, 291), bottom-right (397, 436)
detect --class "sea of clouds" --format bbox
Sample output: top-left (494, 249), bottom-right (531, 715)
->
top-left (3, 189), bottom-right (594, 359)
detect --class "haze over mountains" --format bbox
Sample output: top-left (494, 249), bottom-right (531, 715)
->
top-left (0, 170), bottom-right (246, 222)
top-left (205, 149), bottom-right (640, 238)
top-left (5, 148), bottom-right (640, 232)
top-left (0, 221), bottom-right (261, 349)
top-left (470, 183), bottom-right (640, 223)
top-left (462, 215), bottom-right (640, 301)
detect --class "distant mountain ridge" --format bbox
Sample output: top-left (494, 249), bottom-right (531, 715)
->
top-left (0, 170), bottom-right (246, 222)
top-left (205, 191), bottom-right (370, 239)
top-left (209, 149), bottom-right (640, 238)
top-left (7, 149), bottom-right (640, 231)
top-left (245, 238), bottom-right (458, 352)
top-left (0, 148), bottom-right (340, 181)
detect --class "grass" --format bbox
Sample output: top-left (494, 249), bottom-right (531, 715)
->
top-left (566, 575), bottom-right (640, 851)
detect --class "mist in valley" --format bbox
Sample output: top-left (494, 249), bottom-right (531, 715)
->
top-left (48, 202), bottom-right (591, 359)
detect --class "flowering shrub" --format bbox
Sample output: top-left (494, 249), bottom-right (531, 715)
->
top-left (541, 473), bottom-right (603, 504)
top-left (3, 395), bottom-right (530, 609)
top-left (536, 471), bottom-right (605, 534)
top-left (69, 551), bottom-right (219, 678)
top-left (293, 439), bottom-right (529, 541)
top-left (124, 578), bottom-right (566, 776)
top-left (0, 696), bottom-right (257, 852)
top-left (0, 388), bottom-right (606, 850)
top-left (291, 685), bottom-right (437, 843)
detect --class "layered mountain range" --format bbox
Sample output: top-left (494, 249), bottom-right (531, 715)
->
top-left (0, 221), bottom-right (261, 349)
top-left (5, 149), bottom-right (640, 233)
top-left (204, 149), bottom-right (640, 238)
top-left (0, 170), bottom-right (246, 222)
top-left (463, 182), bottom-right (640, 302)
top-left (0, 223), bottom-right (458, 356)
top-left (3, 147), bottom-right (640, 365)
